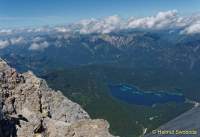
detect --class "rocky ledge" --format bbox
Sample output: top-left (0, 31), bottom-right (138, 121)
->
top-left (0, 58), bottom-right (115, 137)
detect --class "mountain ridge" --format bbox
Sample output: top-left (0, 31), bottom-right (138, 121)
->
top-left (0, 58), bottom-right (116, 137)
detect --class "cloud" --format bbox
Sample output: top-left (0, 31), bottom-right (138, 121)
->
top-left (27, 27), bottom-right (51, 33)
top-left (184, 23), bottom-right (200, 34)
top-left (75, 10), bottom-right (200, 34)
top-left (127, 10), bottom-right (181, 29)
top-left (75, 10), bottom-right (184, 34)
top-left (182, 21), bottom-right (200, 34)
top-left (0, 37), bottom-right (25, 49)
top-left (32, 36), bottom-right (44, 42)
top-left (1, 10), bottom-right (200, 36)
top-left (77, 15), bottom-right (124, 34)
top-left (10, 37), bottom-right (25, 45)
top-left (54, 27), bottom-right (71, 33)
top-left (75, 10), bottom-right (193, 34)
top-left (0, 29), bottom-right (13, 35)
top-left (0, 36), bottom-right (26, 50)
top-left (29, 41), bottom-right (49, 51)
top-left (0, 40), bottom-right (10, 49)
top-left (1, 10), bottom-right (200, 51)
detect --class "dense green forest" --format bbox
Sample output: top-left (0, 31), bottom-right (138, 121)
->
top-left (41, 65), bottom-right (193, 137)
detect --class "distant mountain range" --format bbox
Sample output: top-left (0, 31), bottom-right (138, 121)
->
top-left (1, 30), bottom-right (200, 73)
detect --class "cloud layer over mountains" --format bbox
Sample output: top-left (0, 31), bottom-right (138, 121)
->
top-left (0, 37), bottom-right (25, 49)
top-left (75, 10), bottom-right (200, 34)
top-left (0, 10), bottom-right (200, 50)
top-left (1, 10), bottom-right (200, 36)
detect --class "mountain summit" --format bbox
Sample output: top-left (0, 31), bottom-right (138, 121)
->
top-left (0, 58), bottom-right (115, 137)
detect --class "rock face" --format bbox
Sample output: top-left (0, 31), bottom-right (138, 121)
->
top-left (145, 104), bottom-right (200, 137)
top-left (0, 58), bottom-right (115, 137)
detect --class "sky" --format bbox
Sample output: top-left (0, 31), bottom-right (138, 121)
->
top-left (0, 0), bottom-right (200, 28)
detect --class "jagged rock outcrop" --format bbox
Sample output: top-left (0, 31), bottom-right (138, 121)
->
top-left (0, 58), bottom-right (115, 137)
top-left (145, 103), bottom-right (200, 137)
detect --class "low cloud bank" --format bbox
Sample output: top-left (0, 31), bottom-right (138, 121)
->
top-left (1, 10), bottom-right (200, 35)
top-left (0, 10), bottom-right (200, 50)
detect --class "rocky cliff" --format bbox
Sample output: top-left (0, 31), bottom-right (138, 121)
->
top-left (0, 58), bottom-right (115, 137)
top-left (145, 103), bottom-right (200, 137)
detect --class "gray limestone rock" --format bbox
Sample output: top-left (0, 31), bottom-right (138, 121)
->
top-left (145, 105), bottom-right (200, 137)
top-left (0, 58), bottom-right (116, 137)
